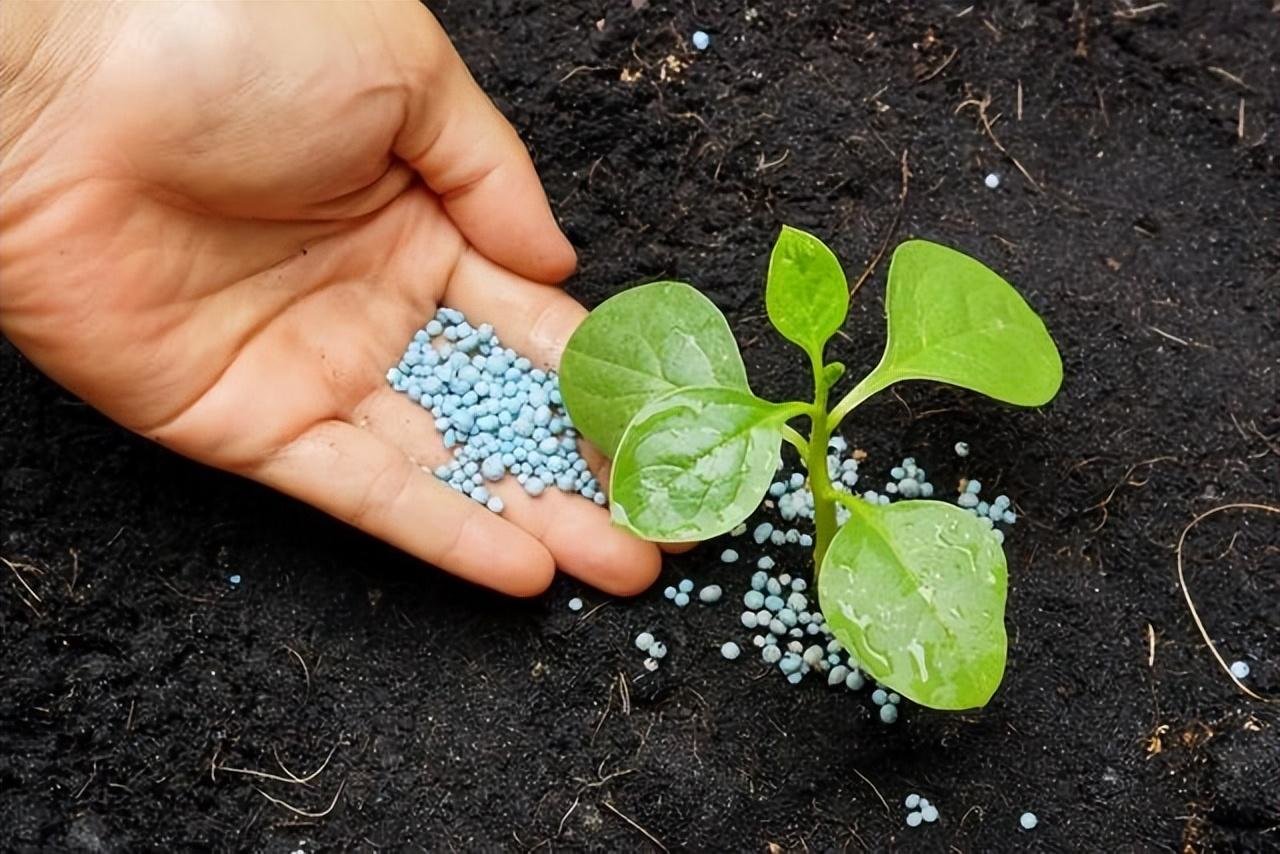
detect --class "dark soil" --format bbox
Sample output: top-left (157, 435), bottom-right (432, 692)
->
top-left (3, 1), bottom-right (1278, 851)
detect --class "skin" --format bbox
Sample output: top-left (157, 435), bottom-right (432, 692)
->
top-left (0, 1), bottom-right (667, 596)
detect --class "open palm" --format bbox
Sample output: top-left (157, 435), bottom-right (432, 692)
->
top-left (0, 2), bottom-right (661, 595)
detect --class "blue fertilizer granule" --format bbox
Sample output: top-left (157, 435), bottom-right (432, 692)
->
top-left (388, 308), bottom-right (603, 513)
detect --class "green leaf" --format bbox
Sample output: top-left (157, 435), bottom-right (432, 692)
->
top-left (819, 500), bottom-right (1008, 710)
top-left (560, 282), bottom-right (749, 457)
top-left (609, 387), bottom-right (801, 541)
top-left (864, 239), bottom-right (1062, 406)
top-left (766, 226), bottom-right (849, 357)
top-left (823, 361), bottom-right (846, 389)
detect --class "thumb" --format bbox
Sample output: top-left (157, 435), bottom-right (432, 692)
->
top-left (389, 7), bottom-right (576, 285)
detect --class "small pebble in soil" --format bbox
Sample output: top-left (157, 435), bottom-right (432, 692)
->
top-left (643, 657), bottom-right (659, 672)
top-left (905, 793), bottom-right (921, 809)
top-left (720, 548), bottom-right (739, 563)
top-left (663, 586), bottom-right (677, 600)
top-left (692, 30), bottom-right (710, 50)
top-left (228, 574), bottom-right (241, 585)
top-left (985, 172), bottom-right (1001, 189)
top-left (678, 579), bottom-right (694, 593)
top-left (955, 441), bottom-right (970, 457)
top-left (906, 812), bottom-right (923, 827)
top-left (921, 803), bottom-right (939, 823)
top-left (649, 641), bottom-right (668, 660)
top-left (1230, 660), bottom-right (1251, 679)
top-left (872, 688), bottom-right (888, 705)
top-left (674, 592), bottom-right (690, 607)
top-left (1020, 812), bottom-right (1038, 830)
top-left (568, 597), bottom-right (583, 611)
top-left (880, 704), bottom-right (899, 724)
top-left (635, 631), bottom-right (655, 652)
top-left (699, 585), bottom-right (723, 604)
top-left (721, 642), bottom-right (741, 660)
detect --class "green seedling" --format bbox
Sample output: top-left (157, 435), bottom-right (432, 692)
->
top-left (560, 228), bottom-right (1062, 710)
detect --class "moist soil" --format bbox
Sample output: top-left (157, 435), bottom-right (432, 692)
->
top-left (2, 1), bottom-right (1278, 851)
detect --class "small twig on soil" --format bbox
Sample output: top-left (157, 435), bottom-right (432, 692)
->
top-left (602, 801), bottom-right (668, 852)
top-left (66, 548), bottom-right (81, 595)
top-left (1237, 99), bottom-right (1245, 142)
top-left (1215, 531), bottom-right (1240, 560)
top-left (274, 743), bottom-right (337, 784)
top-left (1016, 80), bottom-right (1023, 120)
top-left (557, 793), bottom-right (581, 836)
top-left (255, 778), bottom-right (346, 819)
top-left (577, 761), bottom-right (635, 791)
top-left (850, 766), bottom-right (891, 817)
top-left (591, 682), bottom-right (614, 746)
top-left (1146, 623), bottom-right (1157, 667)
top-left (1229, 412), bottom-right (1280, 459)
top-left (283, 644), bottom-right (311, 700)
top-left (756, 149), bottom-right (790, 173)
top-left (215, 743), bottom-right (339, 786)
top-left (849, 149), bottom-right (910, 296)
top-left (617, 671), bottom-right (631, 716)
top-left (74, 762), bottom-right (98, 799)
top-left (1206, 66), bottom-right (1250, 90)
top-left (959, 803), bottom-right (986, 829)
top-left (573, 599), bottom-right (612, 630)
top-left (1246, 421), bottom-right (1280, 457)
top-left (671, 111), bottom-right (712, 132)
top-left (1176, 502), bottom-right (1279, 703)
top-left (1113, 2), bottom-right (1166, 19)
top-left (2, 555), bottom-right (44, 616)
top-left (1083, 456), bottom-right (1176, 531)
top-left (157, 576), bottom-right (218, 605)
top-left (916, 47), bottom-right (958, 83)
top-left (955, 93), bottom-right (1043, 192)
top-left (890, 387), bottom-right (914, 421)
top-left (558, 65), bottom-right (613, 84)
top-left (1149, 325), bottom-right (1211, 349)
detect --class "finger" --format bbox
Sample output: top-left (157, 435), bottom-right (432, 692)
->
top-left (492, 480), bottom-right (662, 596)
top-left (355, 386), bottom-right (661, 596)
top-left (443, 249), bottom-right (585, 370)
top-left (390, 7), bottom-right (576, 284)
top-left (254, 419), bottom-right (555, 597)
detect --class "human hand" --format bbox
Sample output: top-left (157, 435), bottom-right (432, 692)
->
top-left (0, 1), bottom-right (662, 596)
